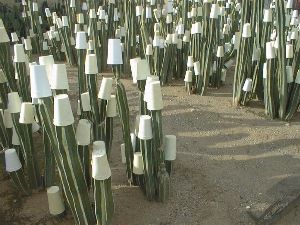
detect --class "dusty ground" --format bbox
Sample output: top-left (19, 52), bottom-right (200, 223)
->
top-left (1, 61), bottom-right (300, 225)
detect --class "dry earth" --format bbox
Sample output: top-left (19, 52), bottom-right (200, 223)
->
top-left (1, 61), bottom-right (300, 225)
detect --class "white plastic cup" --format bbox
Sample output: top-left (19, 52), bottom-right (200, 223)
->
top-left (90, 9), bottom-right (96, 19)
top-left (62, 16), bottom-right (68, 27)
top-left (98, 78), bottom-right (113, 100)
top-left (32, 2), bottom-right (38, 11)
top-left (75, 32), bottom-right (87, 50)
top-left (30, 65), bottom-right (52, 98)
top-left (177, 39), bottom-right (183, 49)
top-left (24, 38), bottom-right (32, 51)
top-left (11, 32), bottom-right (19, 42)
top-left (295, 70), bottom-right (300, 84)
top-left (77, 13), bottom-right (84, 24)
top-left (146, 81), bottom-right (163, 110)
top-left (53, 94), bottom-right (74, 127)
top-left (107, 39), bottom-right (123, 64)
top-left (120, 143), bottom-right (126, 164)
top-left (19, 102), bottom-right (34, 124)
top-left (225, 59), bottom-right (233, 68)
top-left (106, 95), bottom-right (117, 117)
top-left (210, 4), bottom-right (219, 19)
top-left (216, 46), bottom-right (224, 58)
top-left (263, 9), bottom-right (272, 23)
top-left (76, 119), bottom-right (91, 146)
top-left (0, 69), bottom-right (7, 83)
top-left (133, 152), bottom-right (144, 175)
top-left (266, 42), bottom-right (275, 59)
top-left (3, 109), bottom-right (13, 128)
top-left (136, 59), bottom-right (151, 80)
top-left (146, 44), bottom-right (153, 56)
top-left (14, 44), bottom-right (26, 63)
top-left (263, 63), bottom-right (267, 79)
top-left (242, 78), bottom-right (252, 92)
top-left (286, 44), bottom-right (294, 59)
top-left (136, 6), bottom-right (143, 16)
top-left (51, 64), bottom-right (69, 90)
top-left (39, 55), bottom-right (54, 84)
top-left (194, 61), bottom-right (201, 76)
top-left (85, 54), bottom-right (98, 74)
top-left (93, 141), bottom-right (106, 152)
top-left (187, 56), bottom-right (194, 67)
top-left (146, 6), bottom-right (152, 18)
top-left (286, 0), bottom-right (293, 9)
top-left (221, 69), bottom-right (227, 82)
top-left (178, 24), bottom-right (184, 35)
top-left (81, 92), bottom-right (91, 112)
top-left (99, 10), bottom-right (106, 20)
top-left (12, 126), bottom-right (20, 145)
top-left (138, 115), bottom-right (153, 140)
top-left (292, 10), bottom-right (298, 18)
top-left (164, 135), bottom-right (176, 161)
top-left (47, 186), bottom-right (65, 215)
top-left (286, 66), bottom-right (293, 83)
top-left (242, 23), bottom-right (251, 38)
top-left (5, 149), bottom-right (22, 172)
top-left (8, 92), bottom-right (22, 114)
top-left (184, 71), bottom-right (193, 82)
top-left (92, 150), bottom-right (111, 180)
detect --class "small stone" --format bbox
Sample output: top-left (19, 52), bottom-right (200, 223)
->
top-left (285, 123), bottom-right (290, 126)
top-left (246, 206), bottom-right (250, 209)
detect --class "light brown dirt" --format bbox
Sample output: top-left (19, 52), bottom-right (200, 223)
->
top-left (1, 61), bottom-right (300, 225)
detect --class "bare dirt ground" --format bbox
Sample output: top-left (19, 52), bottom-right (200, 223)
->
top-left (1, 61), bottom-right (300, 225)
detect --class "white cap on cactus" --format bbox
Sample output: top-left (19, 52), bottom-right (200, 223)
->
top-left (136, 6), bottom-right (143, 16)
top-left (242, 23), bottom-right (251, 38)
top-left (194, 61), bottom-right (201, 76)
top-left (47, 186), bottom-right (65, 215)
top-left (295, 69), bottom-right (300, 84)
top-left (146, 44), bottom-right (153, 56)
top-left (75, 32), bottom-right (87, 50)
top-left (172, 34), bottom-right (178, 44)
top-left (146, 81), bottom-right (163, 110)
top-left (3, 109), bottom-right (13, 128)
top-left (107, 39), bottom-right (123, 64)
top-left (120, 143), bottom-right (126, 164)
top-left (106, 95), bottom-right (117, 117)
top-left (56, 18), bottom-right (63, 29)
top-left (224, 42), bottom-right (230, 53)
top-left (82, 2), bottom-right (87, 10)
top-left (5, 149), bottom-right (22, 172)
top-left (216, 46), bottom-right (224, 58)
top-left (153, 36), bottom-right (160, 47)
top-left (130, 58), bottom-right (151, 81)
top-left (263, 9), bottom-right (272, 23)
top-left (286, 44), bottom-right (294, 59)
top-left (14, 44), bottom-right (26, 63)
top-left (266, 42), bottom-right (275, 59)
top-left (80, 92), bottom-right (91, 112)
top-left (166, 14), bottom-right (172, 24)
top-left (242, 78), bottom-right (252, 92)
top-left (19, 102), bottom-right (34, 124)
top-left (32, 2), bottom-right (38, 11)
top-left (178, 24), bottom-right (184, 35)
top-left (292, 10), bottom-right (298, 18)
top-left (39, 55), bottom-right (54, 84)
top-left (99, 10), bottom-right (106, 20)
top-left (98, 78), bottom-right (113, 100)
top-left (187, 56), bottom-right (194, 67)
top-left (177, 39), bottom-right (183, 49)
top-left (70, 0), bottom-right (75, 7)
top-left (12, 126), bottom-right (20, 145)
top-left (61, 16), bottom-right (68, 27)
top-left (24, 38), bottom-right (32, 50)
top-left (92, 149), bottom-right (111, 180)
top-left (89, 9), bottom-right (96, 19)
top-left (85, 54), bottom-right (98, 74)
top-left (290, 17), bottom-right (298, 26)
top-left (133, 152), bottom-right (144, 175)
top-left (51, 64), bottom-right (69, 90)
top-left (219, 6), bottom-right (225, 16)
top-left (146, 6), bottom-right (152, 18)
top-left (235, 3), bottom-right (241, 11)
top-left (159, 38), bottom-right (165, 48)
top-left (210, 4), bottom-right (219, 19)
top-left (286, 66), bottom-right (293, 83)
top-left (285, 14), bottom-right (291, 27)
top-left (164, 135), bottom-right (176, 161)
top-left (191, 7), bottom-right (197, 17)
top-left (0, 28), bottom-right (10, 43)
top-left (221, 68), bottom-right (227, 81)
top-left (42, 41), bottom-right (48, 51)
top-left (263, 63), bottom-right (267, 79)
top-left (114, 8), bottom-right (119, 21)
top-left (53, 94), bottom-right (74, 126)
top-left (286, 0), bottom-right (293, 9)
top-left (165, 34), bottom-right (172, 44)
top-left (11, 32), bottom-right (19, 42)
top-left (184, 71), bottom-right (193, 82)
top-left (8, 92), bottom-right (22, 114)
top-left (0, 69), bottom-right (6, 83)
top-left (77, 13), bottom-right (84, 24)
top-left (223, 24), bottom-right (229, 35)
top-left (183, 33), bottom-right (190, 43)
top-left (138, 115), bottom-right (153, 140)
top-left (45, 8), bottom-right (51, 17)
top-left (76, 119), bottom-right (91, 146)
top-left (153, 9), bottom-right (161, 20)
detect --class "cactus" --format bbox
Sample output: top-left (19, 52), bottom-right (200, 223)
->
top-left (8, 167), bottom-right (32, 196)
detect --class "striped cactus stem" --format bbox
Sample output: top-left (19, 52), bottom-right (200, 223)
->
top-left (32, 3), bottom-right (43, 54)
top-left (285, 70), bottom-right (300, 120)
top-left (157, 162), bottom-right (170, 203)
top-left (3, 109), bottom-right (14, 148)
top-left (54, 94), bottom-right (95, 224)
top-left (0, 110), bottom-right (9, 149)
top-left (42, 129), bottom-right (56, 188)
top-left (92, 148), bottom-right (114, 225)
top-left (5, 149), bottom-right (32, 196)
top-left (133, 152), bottom-right (146, 194)
top-left (12, 126), bottom-right (24, 167)
top-left (105, 95), bottom-right (117, 158)
top-left (0, 70), bottom-right (8, 109)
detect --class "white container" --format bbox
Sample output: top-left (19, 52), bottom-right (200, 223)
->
top-left (146, 81), bottom-right (163, 111)
top-left (93, 141), bottom-right (106, 152)
top-left (210, 4), bottom-right (219, 19)
top-left (5, 149), bottom-right (22, 172)
top-left (90, 9), bottom-right (96, 19)
top-left (166, 14), bottom-right (172, 24)
top-left (76, 119), bottom-right (91, 146)
top-left (286, 66), bottom-right (293, 83)
top-left (24, 38), bottom-right (32, 51)
top-left (133, 152), bottom-right (144, 175)
top-left (146, 44), bottom-right (153, 56)
top-left (75, 32), bottom-right (87, 49)
top-left (131, 58), bottom-right (151, 81)
top-left (106, 95), bottom-right (117, 117)
top-left (39, 55), bottom-right (54, 84)
top-left (216, 46), bottom-right (224, 58)
top-left (51, 64), bottom-right (69, 90)
top-left (153, 9), bottom-right (161, 21)
top-left (286, 0), bottom-right (293, 9)
top-left (53, 94), bottom-right (74, 127)
top-left (8, 92), bottom-right (22, 114)
top-left (187, 56), bottom-right (194, 67)
top-left (224, 42), bottom-right (230, 53)
top-left (85, 54), bottom-right (98, 74)
top-left (14, 44), bottom-right (26, 63)
top-left (30, 65), bottom-right (52, 98)
top-left (242, 23), bottom-right (251, 38)
top-left (77, 13), bottom-right (84, 24)
top-left (11, 32), bottom-right (19, 42)
top-left (12, 127), bottom-right (20, 145)
top-left (266, 42), bottom-right (275, 59)
top-left (0, 69), bottom-right (7, 83)
top-left (19, 102), bottom-right (34, 124)
top-left (172, 34), bottom-right (178, 44)
top-left (177, 39), bottom-right (183, 49)
top-left (263, 63), bottom-right (267, 79)
top-left (164, 135), bottom-right (176, 161)
top-left (146, 6), bottom-right (152, 18)
top-left (138, 115), bottom-right (153, 140)
top-left (56, 18), bottom-right (63, 29)
top-left (3, 109), bottom-right (13, 128)
top-left (242, 78), bottom-right (252, 92)
top-left (130, 133), bottom-right (136, 152)
top-left (184, 71), bottom-right (193, 82)
top-left (285, 14), bottom-right (291, 27)
top-left (92, 150), bottom-right (111, 180)
top-left (178, 24), bottom-right (184, 35)
top-left (120, 143), bottom-right (126, 164)
top-left (98, 78), bottom-right (113, 100)
top-left (263, 9), bottom-right (272, 23)
top-left (292, 10), bottom-right (298, 18)
top-left (107, 39), bottom-right (123, 64)
top-left (286, 44), bottom-right (294, 59)
top-left (80, 92), bottom-right (91, 112)
top-left (221, 69), bottom-right (227, 82)
top-left (194, 61), bottom-right (201, 76)
top-left (47, 186), bottom-right (65, 215)
top-left (32, 2), bottom-right (38, 11)
top-left (62, 16), bottom-right (68, 27)
top-left (136, 6), bottom-right (143, 16)
top-left (99, 10), bottom-right (106, 20)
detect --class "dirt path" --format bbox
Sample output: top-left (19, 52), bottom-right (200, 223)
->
top-left (1, 62), bottom-right (300, 224)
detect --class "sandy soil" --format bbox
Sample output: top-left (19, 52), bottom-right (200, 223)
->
top-left (1, 61), bottom-right (300, 225)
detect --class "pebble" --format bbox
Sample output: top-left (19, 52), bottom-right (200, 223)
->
top-left (246, 206), bottom-right (250, 209)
